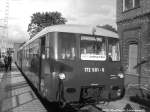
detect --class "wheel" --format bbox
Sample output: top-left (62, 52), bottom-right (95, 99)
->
top-left (120, 87), bottom-right (125, 98)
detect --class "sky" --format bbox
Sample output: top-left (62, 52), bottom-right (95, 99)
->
top-left (0, 0), bottom-right (116, 43)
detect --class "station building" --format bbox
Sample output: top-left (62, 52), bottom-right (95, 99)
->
top-left (0, 39), bottom-right (14, 57)
top-left (116, 0), bottom-right (150, 86)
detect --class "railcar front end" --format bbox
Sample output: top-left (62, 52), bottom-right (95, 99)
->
top-left (41, 32), bottom-right (125, 105)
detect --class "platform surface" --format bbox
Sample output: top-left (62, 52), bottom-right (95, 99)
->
top-left (0, 64), bottom-right (47, 112)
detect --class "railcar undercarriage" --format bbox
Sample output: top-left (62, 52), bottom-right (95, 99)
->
top-left (80, 85), bottom-right (104, 104)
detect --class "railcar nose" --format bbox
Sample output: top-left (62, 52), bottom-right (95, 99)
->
top-left (61, 61), bottom-right (124, 103)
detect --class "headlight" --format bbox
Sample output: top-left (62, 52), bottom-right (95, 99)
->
top-left (117, 89), bottom-right (121, 96)
top-left (118, 73), bottom-right (124, 78)
top-left (59, 73), bottom-right (66, 80)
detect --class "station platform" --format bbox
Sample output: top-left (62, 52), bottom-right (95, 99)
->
top-left (0, 63), bottom-right (47, 112)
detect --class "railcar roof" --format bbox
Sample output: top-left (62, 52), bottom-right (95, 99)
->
top-left (22, 24), bottom-right (118, 48)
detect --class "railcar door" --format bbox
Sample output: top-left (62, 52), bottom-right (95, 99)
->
top-left (128, 44), bottom-right (138, 74)
top-left (39, 35), bottom-right (51, 97)
top-left (18, 50), bottom-right (22, 69)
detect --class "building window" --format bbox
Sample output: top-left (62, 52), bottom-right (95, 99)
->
top-left (135, 0), bottom-right (140, 7)
top-left (123, 0), bottom-right (140, 11)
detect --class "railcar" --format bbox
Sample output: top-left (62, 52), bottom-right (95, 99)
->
top-left (17, 24), bottom-right (125, 106)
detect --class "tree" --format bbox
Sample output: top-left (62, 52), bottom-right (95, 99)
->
top-left (28, 11), bottom-right (67, 38)
top-left (97, 24), bottom-right (117, 33)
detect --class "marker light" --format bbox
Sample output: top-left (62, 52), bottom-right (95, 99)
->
top-left (118, 73), bottom-right (124, 78)
top-left (117, 89), bottom-right (121, 96)
top-left (59, 73), bottom-right (66, 80)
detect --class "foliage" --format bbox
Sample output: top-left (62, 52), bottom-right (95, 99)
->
top-left (28, 11), bottom-right (67, 38)
top-left (97, 24), bottom-right (117, 33)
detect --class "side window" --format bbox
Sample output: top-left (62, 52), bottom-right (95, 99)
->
top-left (49, 33), bottom-right (54, 58)
top-left (108, 38), bottom-right (120, 61)
top-left (41, 37), bottom-right (45, 53)
top-left (29, 40), bottom-right (40, 73)
top-left (45, 36), bottom-right (50, 59)
top-left (41, 36), bottom-right (46, 60)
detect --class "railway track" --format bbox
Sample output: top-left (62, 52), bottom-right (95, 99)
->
top-left (62, 104), bottom-right (104, 112)
top-left (75, 100), bottom-right (147, 112)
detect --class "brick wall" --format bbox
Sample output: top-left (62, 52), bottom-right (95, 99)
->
top-left (117, 0), bottom-right (150, 86)
top-left (117, 0), bottom-right (150, 22)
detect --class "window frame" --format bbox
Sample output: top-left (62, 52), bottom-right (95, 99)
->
top-left (108, 38), bottom-right (121, 62)
top-left (123, 0), bottom-right (140, 12)
top-left (80, 35), bottom-right (107, 61)
top-left (57, 32), bottom-right (77, 61)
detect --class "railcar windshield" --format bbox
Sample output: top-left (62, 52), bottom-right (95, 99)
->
top-left (80, 35), bottom-right (106, 61)
top-left (108, 38), bottom-right (120, 61)
top-left (58, 33), bottom-right (76, 60)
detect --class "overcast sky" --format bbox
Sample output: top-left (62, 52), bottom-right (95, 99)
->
top-left (0, 0), bottom-right (116, 43)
